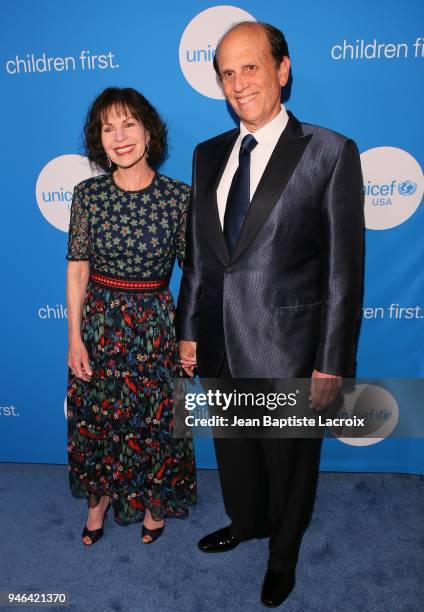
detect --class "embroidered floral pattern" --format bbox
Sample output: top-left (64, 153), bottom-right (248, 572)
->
top-left (66, 173), bottom-right (196, 524)
top-left (67, 173), bottom-right (189, 278)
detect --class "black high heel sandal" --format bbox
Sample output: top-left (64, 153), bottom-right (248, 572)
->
top-left (82, 500), bottom-right (111, 547)
top-left (141, 522), bottom-right (164, 544)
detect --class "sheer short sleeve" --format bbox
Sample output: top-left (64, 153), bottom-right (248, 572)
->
top-left (66, 184), bottom-right (90, 261)
top-left (176, 183), bottom-right (190, 266)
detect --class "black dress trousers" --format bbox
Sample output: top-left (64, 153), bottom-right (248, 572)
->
top-left (213, 355), bottom-right (323, 572)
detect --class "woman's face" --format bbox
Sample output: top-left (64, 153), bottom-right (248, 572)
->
top-left (101, 105), bottom-right (149, 169)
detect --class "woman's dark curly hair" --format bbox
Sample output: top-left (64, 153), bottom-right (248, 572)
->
top-left (84, 87), bottom-right (167, 170)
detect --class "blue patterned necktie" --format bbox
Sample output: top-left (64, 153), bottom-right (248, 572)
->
top-left (223, 134), bottom-right (258, 252)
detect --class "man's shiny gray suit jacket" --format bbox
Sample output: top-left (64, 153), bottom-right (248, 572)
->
top-left (176, 112), bottom-right (364, 378)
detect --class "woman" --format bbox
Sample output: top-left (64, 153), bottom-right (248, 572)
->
top-left (66, 87), bottom-right (196, 546)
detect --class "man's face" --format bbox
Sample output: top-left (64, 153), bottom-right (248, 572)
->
top-left (217, 25), bottom-right (290, 132)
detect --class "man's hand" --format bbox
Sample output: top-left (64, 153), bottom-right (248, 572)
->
top-left (179, 340), bottom-right (197, 377)
top-left (309, 369), bottom-right (342, 411)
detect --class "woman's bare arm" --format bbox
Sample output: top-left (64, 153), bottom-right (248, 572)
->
top-left (66, 261), bottom-right (92, 381)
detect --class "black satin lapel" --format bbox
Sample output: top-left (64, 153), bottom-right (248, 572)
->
top-left (231, 118), bottom-right (312, 263)
top-left (202, 130), bottom-right (238, 265)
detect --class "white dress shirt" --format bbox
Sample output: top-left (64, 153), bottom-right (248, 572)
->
top-left (216, 105), bottom-right (289, 227)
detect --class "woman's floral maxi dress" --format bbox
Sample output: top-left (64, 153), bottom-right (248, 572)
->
top-left (66, 172), bottom-right (196, 524)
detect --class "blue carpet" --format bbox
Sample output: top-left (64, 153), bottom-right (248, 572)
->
top-left (0, 465), bottom-right (423, 611)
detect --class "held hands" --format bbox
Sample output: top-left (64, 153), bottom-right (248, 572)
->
top-left (68, 337), bottom-right (93, 382)
top-left (309, 369), bottom-right (342, 411)
top-left (179, 340), bottom-right (197, 377)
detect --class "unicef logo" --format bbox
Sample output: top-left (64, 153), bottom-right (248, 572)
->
top-left (334, 384), bottom-right (399, 447)
top-left (36, 154), bottom-right (103, 232)
top-left (179, 6), bottom-right (256, 99)
top-left (360, 147), bottom-right (423, 230)
top-left (398, 180), bottom-right (417, 196)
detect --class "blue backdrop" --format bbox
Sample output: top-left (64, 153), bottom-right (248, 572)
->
top-left (1, 0), bottom-right (423, 472)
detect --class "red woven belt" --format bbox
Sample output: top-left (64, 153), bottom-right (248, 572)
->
top-left (90, 271), bottom-right (168, 292)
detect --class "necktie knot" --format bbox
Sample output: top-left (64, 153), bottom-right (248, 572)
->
top-left (240, 134), bottom-right (257, 157)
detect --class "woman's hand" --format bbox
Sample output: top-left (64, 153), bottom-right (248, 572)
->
top-left (68, 338), bottom-right (93, 382)
top-left (179, 340), bottom-right (197, 377)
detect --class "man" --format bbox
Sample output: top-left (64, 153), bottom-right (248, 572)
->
top-left (177, 22), bottom-right (364, 608)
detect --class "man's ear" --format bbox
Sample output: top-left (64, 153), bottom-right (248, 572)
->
top-left (278, 57), bottom-right (291, 87)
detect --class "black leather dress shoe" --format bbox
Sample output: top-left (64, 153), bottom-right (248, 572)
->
top-left (198, 526), bottom-right (240, 553)
top-left (261, 569), bottom-right (295, 608)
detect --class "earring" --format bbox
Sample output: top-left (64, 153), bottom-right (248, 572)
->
top-left (106, 154), bottom-right (112, 168)
top-left (146, 142), bottom-right (150, 158)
